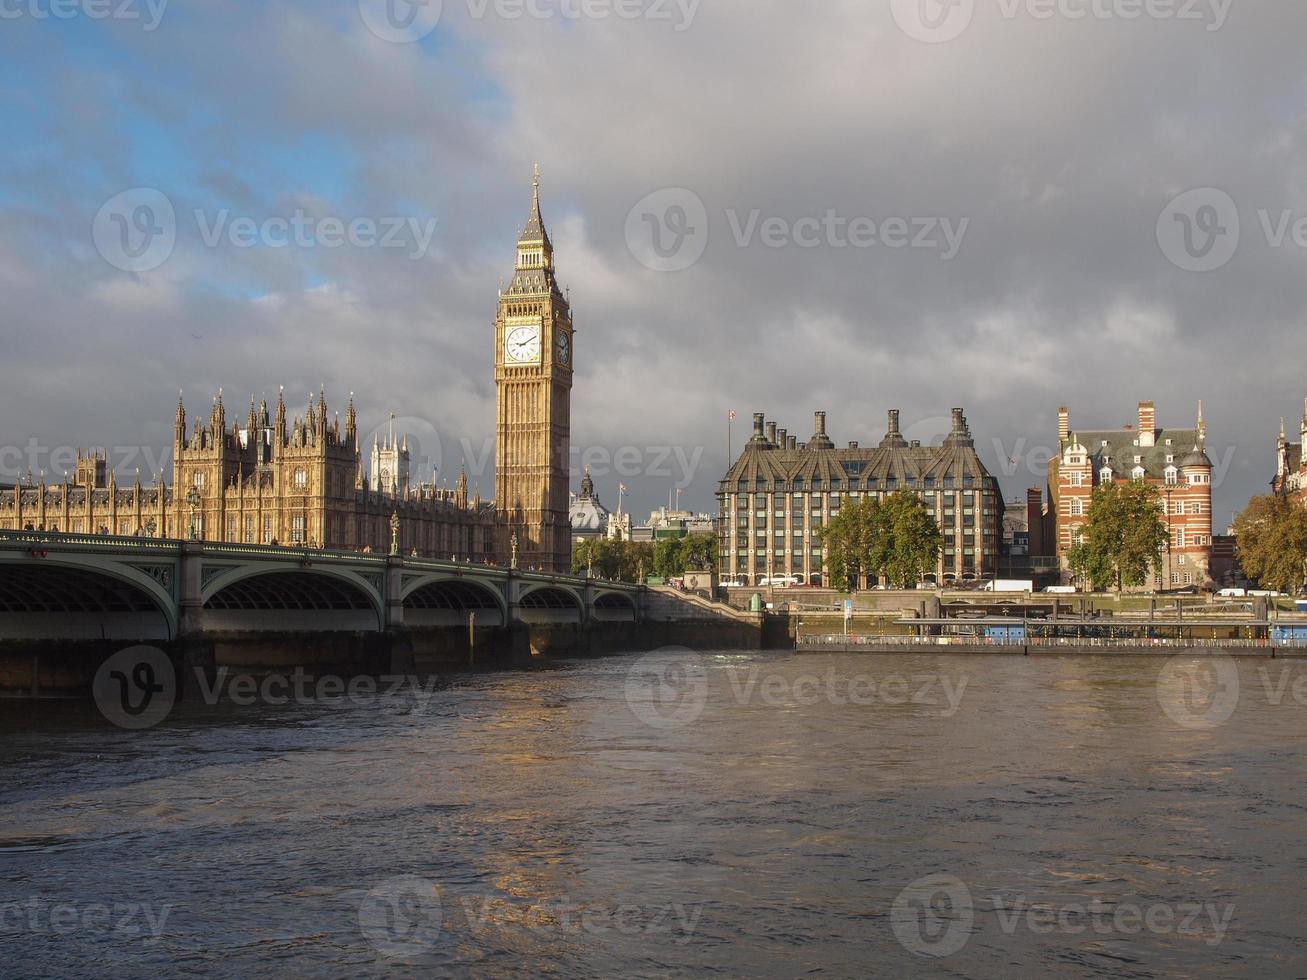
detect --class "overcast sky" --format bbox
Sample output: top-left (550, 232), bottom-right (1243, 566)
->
top-left (1, 0), bottom-right (1304, 525)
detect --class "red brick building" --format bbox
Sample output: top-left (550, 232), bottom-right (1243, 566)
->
top-left (1043, 401), bottom-right (1214, 588)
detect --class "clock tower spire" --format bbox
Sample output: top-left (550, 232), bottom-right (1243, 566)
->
top-left (494, 165), bottom-right (574, 572)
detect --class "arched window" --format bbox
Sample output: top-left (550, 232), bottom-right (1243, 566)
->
top-left (294, 468), bottom-right (308, 489)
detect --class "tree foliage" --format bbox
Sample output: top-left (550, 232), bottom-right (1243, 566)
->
top-left (1066, 481), bottom-right (1168, 592)
top-left (1233, 495), bottom-right (1307, 594)
top-left (652, 533), bottom-right (717, 579)
top-left (818, 491), bottom-right (941, 591)
top-left (571, 538), bottom-right (656, 582)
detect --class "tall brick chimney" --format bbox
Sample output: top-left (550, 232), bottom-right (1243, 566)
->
top-left (1058, 407), bottom-right (1070, 442)
top-left (1138, 401), bottom-right (1156, 447)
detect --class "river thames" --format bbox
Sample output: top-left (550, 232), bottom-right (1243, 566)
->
top-left (2, 650), bottom-right (1305, 976)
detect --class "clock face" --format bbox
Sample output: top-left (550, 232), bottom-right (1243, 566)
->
top-left (506, 325), bottom-right (542, 363)
top-left (556, 331), bottom-right (571, 365)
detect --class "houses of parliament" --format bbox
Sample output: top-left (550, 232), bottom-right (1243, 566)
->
top-left (0, 171), bottom-right (576, 572)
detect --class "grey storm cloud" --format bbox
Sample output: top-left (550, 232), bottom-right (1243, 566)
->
top-left (1, 0), bottom-right (1305, 523)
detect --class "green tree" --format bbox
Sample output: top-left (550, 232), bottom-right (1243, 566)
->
top-left (818, 493), bottom-right (939, 590)
top-left (879, 490), bottom-right (943, 588)
top-left (1066, 481), bottom-right (1168, 592)
top-left (651, 533), bottom-right (718, 578)
top-left (818, 497), bottom-right (883, 592)
top-left (1233, 495), bottom-right (1307, 594)
top-left (571, 538), bottom-right (654, 582)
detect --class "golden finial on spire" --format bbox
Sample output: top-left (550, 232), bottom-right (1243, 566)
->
top-left (533, 162), bottom-right (540, 191)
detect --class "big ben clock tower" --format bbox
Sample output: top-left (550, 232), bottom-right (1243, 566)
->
top-left (494, 166), bottom-right (574, 572)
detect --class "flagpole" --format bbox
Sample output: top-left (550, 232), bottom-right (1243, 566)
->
top-left (728, 410), bottom-right (734, 471)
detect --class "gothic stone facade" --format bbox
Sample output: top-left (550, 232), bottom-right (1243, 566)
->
top-left (717, 409), bottom-right (1004, 587)
top-left (0, 451), bottom-right (168, 536)
top-left (170, 391), bottom-right (494, 558)
top-left (1046, 401), bottom-right (1213, 588)
top-left (493, 167), bottom-right (573, 572)
top-left (1272, 400), bottom-right (1307, 506)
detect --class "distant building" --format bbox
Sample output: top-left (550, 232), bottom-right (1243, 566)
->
top-left (1002, 496), bottom-right (1030, 556)
top-left (569, 468), bottom-right (611, 541)
top-left (1045, 400), bottom-right (1213, 588)
top-left (717, 409), bottom-right (1004, 587)
top-left (1272, 400), bottom-right (1307, 505)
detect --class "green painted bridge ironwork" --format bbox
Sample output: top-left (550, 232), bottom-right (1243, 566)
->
top-left (0, 530), bottom-right (643, 641)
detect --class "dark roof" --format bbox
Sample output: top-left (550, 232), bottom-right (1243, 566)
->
top-left (723, 412), bottom-right (998, 488)
top-left (1065, 428), bottom-right (1204, 480)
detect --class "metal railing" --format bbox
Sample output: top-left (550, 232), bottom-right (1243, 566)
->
top-left (797, 634), bottom-right (1296, 649)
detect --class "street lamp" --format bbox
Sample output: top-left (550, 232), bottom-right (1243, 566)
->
top-left (185, 486), bottom-right (201, 541)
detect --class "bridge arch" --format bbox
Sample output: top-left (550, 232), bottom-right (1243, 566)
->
top-left (402, 576), bottom-right (506, 627)
top-left (202, 566), bottom-right (383, 632)
top-left (0, 557), bottom-right (176, 640)
top-left (518, 584), bottom-right (585, 624)
top-left (593, 590), bottom-right (637, 622)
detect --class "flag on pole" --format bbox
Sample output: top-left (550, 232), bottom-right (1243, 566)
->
top-left (619, 483), bottom-right (627, 493)
top-left (729, 410), bottom-right (736, 421)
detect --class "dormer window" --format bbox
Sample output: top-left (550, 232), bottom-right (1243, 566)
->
top-left (1132, 466), bottom-right (1145, 480)
top-left (1100, 467), bottom-right (1113, 483)
top-left (1165, 466), bottom-right (1178, 485)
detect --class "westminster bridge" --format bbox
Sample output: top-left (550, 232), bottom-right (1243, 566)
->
top-left (0, 530), bottom-right (762, 694)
